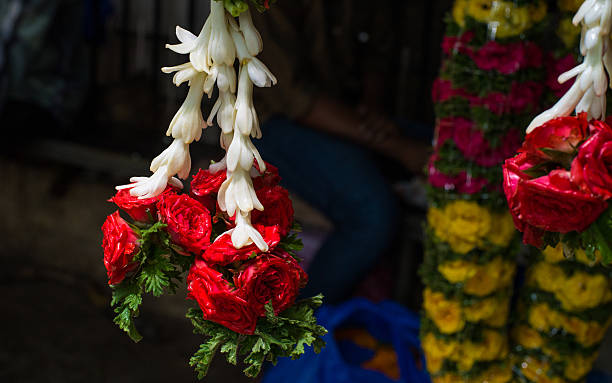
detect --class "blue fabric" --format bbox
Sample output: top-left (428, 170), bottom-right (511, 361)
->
top-left (262, 299), bottom-right (430, 383)
top-left (255, 116), bottom-right (400, 303)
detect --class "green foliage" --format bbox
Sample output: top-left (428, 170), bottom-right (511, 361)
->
top-left (426, 184), bottom-right (509, 212)
top-left (221, 0), bottom-right (278, 16)
top-left (537, 208), bottom-right (612, 266)
top-left (187, 295), bottom-right (327, 379)
top-left (433, 141), bottom-right (504, 185)
top-left (111, 278), bottom-right (143, 342)
top-left (110, 222), bottom-right (194, 342)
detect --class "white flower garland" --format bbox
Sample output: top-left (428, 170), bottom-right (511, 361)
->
top-left (117, 2), bottom-right (276, 251)
top-left (527, 0), bottom-right (612, 132)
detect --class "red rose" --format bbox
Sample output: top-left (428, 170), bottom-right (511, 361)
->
top-left (191, 168), bottom-right (226, 197)
top-left (102, 211), bottom-right (140, 285)
top-left (452, 118), bottom-right (521, 167)
top-left (571, 126), bottom-right (612, 199)
top-left (109, 185), bottom-right (177, 223)
top-left (431, 78), bottom-right (472, 103)
top-left (251, 186), bottom-right (294, 236)
top-left (508, 81), bottom-right (543, 113)
top-left (253, 161), bottom-right (281, 190)
top-left (234, 251), bottom-right (307, 316)
top-left (203, 224), bottom-right (281, 265)
top-left (157, 194), bottom-right (212, 254)
top-left (187, 259), bottom-right (257, 334)
top-left (521, 113), bottom-right (589, 158)
top-left (504, 153), bottom-right (608, 246)
top-left (471, 92), bottom-right (508, 115)
top-left (441, 31), bottom-right (474, 56)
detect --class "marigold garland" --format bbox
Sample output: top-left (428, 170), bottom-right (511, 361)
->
top-left (421, 1), bottom-right (549, 381)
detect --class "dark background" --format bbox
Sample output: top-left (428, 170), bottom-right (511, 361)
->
top-left (7, 0), bottom-right (597, 382)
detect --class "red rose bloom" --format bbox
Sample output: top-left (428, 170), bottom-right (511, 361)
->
top-left (522, 113), bottom-right (589, 158)
top-left (571, 126), bottom-right (612, 199)
top-left (203, 224), bottom-right (281, 265)
top-left (187, 259), bottom-right (257, 334)
top-left (235, 251), bottom-right (307, 316)
top-left (102, 211), bottom-right (140, 285)
top-left (431, 78), bottom-right (472, 103)
top-left (253, 161), bottom-right (281, 190)
top-left (504, 152), bottom-right (608, 247)
top-left (110, 185), bottom-right (177, 223)
top-left (157, 194), bottom-right (212, 255)
top-left (251, 186), bottom-right (294, 236)
top-left (191, 168), bottom-right (226, 197)
top-left (441, 31), bottom-right (474, 56)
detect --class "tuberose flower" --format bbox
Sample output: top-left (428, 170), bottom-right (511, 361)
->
top-left (110, 184), bottom-right (177, 223)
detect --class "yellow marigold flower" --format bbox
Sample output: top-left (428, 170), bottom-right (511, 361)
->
top-left (556, 272), bottom-right (611, 311)
top-left (484, 298), bottom-right (510, 327)
top-left (438, 259), bottom-right (479, 283)
top-left (497, 260), bottom-right (516, 288)
top-left (519, 356), bottom-right (564, 383)
top-left (488, 212), bottom-right (516, 247)
top-left (542, 243), bottom-right (565, 263)
top-left (558, 0), bottom-right (584, 12)
top-left (513, 325), bottom-right (544, 349)
top-left (422, 332), bottom-right (457, 358)
top-left (452, 0), bottom-right (469, 27)
top-left (565, 353), bottom-right (598, 381)
top-left (489, 2), bottom-right (532, 39)
top-left (575, 248), bottom-right (601, 266)
top-left (480, 329), bottom-right (507, 360)
top-left (433, 374), bottom-right (464, 383)
top-left (464, 257), bottom-right (513, 296)
top-left (423, 289), bottom-right (466, 334)
top-left (479, 366), bottom-right (513, 383)
top-left (427, 207), bottom-right (448, 241)
top-left (430, 201), bottom-right (492, 254)
top-left (464, 297), bottom-right (498, 322)
top-left (467, 0), bottom-right (495, 22)
top-left (557, 17), bottom-right (581, 49)
top-left (528, 303), bottom-right (552, 331)
top-left (424, 350), bottom-right (444, 374)
top-left (582, 318), bottom-right (612, 347)
top-left (529, 262), bottom-right (566, 293)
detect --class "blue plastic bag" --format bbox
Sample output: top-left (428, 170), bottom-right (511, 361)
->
top-left (263, 299), bottom-right (430, 383)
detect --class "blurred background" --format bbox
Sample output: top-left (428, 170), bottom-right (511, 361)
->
top-left (2, 0), bottom-right (609, 382)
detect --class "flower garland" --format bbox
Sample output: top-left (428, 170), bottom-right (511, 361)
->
top-left (101, 1), bottom-right (326, 378)
top-left (420, 1), bottom-right (549, 382)
top-left (504, 1), bottom-right (612, 381)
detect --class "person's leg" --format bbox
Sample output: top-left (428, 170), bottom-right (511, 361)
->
top-left (255, 116), bottom-right (399, 303)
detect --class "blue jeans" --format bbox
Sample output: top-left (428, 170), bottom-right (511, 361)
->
top-left (255, 116), bottom-right (399, 303)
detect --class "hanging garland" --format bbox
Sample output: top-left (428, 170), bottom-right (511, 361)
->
top-left (420, 1), bottom-right (549, 382)
top-left (101, 1), bottom-right (326, 379)
top-left (505, 0), bottom-right (612, 381)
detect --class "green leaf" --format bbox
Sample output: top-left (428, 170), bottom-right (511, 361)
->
top-left (110, 279), bottom-right (143, 342)
top-left (187, 295), bottom-right (327, 379)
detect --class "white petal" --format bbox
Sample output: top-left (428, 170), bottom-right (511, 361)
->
top-left (239, 9), bottom-right (263, 56)
top-left (176, 25), bottom-right (197, 43)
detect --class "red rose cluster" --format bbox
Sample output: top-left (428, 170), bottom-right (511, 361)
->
top-left (101, 162), bottom-right (306, 335)
top-left (503, 113), bottom-right (612, 247)
top-left (187, 164), bottom-right (305, 334)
